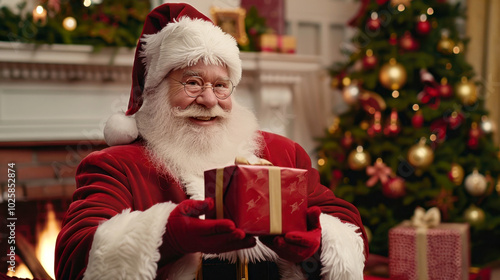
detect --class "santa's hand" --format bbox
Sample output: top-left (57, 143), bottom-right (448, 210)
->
top-left (260, 206), bottom-right (321, 263)
top-left (162, 198), bottom-right (256, 257)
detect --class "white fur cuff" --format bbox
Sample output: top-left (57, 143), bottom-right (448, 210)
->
top-left (319, 213), bottom-right (365, 280)
top-left (83, 202), bottom-right (177, 280)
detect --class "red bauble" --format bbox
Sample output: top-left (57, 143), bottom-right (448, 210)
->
top-left (399, 32), bottom-right (419, 51)
top-left (341, 131), bottom-right (354, 149)
top-left (448, 112), bottom-right (464, 130)
top-left (389, 33), bottom-right (398, 45)
top-left (412, 111), bottom-right (424, 128)
top-left (416, 20), bottom-right (431, 35)
top-left (467, 122), bottom-right (482, 149)
top-left (382, 177), bottom-right (406, 199)
top-left (363, 54), bottom-right (378, 70)
top-left (367, 18), bottom-right (381, 31)
top-left (438, 78), bottom-right (453, 98)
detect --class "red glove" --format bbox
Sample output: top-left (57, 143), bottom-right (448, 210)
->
top-left (161, 198), bottom-right (256, 259)
top-left (261, 206), bottom-right (322, 263)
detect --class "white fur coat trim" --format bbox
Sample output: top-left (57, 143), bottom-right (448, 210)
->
top-left (319, 213), bottom-right (365, 280)
top-left (83, 202), bottom-right (199, 280)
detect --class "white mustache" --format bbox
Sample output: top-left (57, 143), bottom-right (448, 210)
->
top-left (172, 104), bottom-right (230, 118)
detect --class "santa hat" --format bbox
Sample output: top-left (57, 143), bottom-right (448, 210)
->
top-left (104, 3), bottom-right (242, 146)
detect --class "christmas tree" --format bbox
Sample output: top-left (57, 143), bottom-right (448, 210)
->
top-left (316, 0), bottom-right (500, 266)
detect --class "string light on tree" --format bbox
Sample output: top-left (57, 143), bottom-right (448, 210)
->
top-left (480, 115), bottom-right (496, 134)
top-left (32, 5), bottom-right (47, 25)
top-left (63, 17), bottom-right (77, 31)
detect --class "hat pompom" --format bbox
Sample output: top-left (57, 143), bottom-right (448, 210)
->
top-left (103, 112), bottom-right (139, 146)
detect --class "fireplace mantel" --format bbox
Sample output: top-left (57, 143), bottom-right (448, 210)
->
top-left (0, 42), bottom-right (323, 147)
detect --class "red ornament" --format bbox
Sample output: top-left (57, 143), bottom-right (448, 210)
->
top-left (416, 15), bottom-right (431, 35)
top-left (412, 110), bottom-right (424, 128)
top-left (448, 111), bottom-right (464, 130)
top-left (389, 33), bottom-right (398, 45)
top-left (362, 49), bottom-right (378, 70)
top-left (341, 131), bottom-right (354, 149)
top-left (438, 78), bottom-right (453, 98)
top-left (384, 109), bottom-right (401, 136)
top-left (399, 32), bottom-right (419, 51)
top-left (366, 12), bottom-right (381, 31)
top-left (367, 111), bottom-right (383, 137)
top-left (467, 122), bottom-right (482, 149)
top-left (382, 177), bottom-right (406, 199)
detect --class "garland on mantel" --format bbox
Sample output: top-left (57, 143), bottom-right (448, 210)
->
top-left (0, 0), bottom-right (150, 49)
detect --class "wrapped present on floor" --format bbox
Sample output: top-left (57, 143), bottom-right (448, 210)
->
top-left (389, 207), bottom-right (470, 280)
top-left (204, 158), bottom-right (308, 235)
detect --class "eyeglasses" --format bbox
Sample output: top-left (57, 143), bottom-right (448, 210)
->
top-left (170, 76), bottom-right (234, 100)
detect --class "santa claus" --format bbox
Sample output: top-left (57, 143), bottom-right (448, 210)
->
top-left (55, 3), bottom-right (368, 280)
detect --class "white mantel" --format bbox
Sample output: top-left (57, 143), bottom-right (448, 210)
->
top-left (0, 42), bottom-right (325, 152)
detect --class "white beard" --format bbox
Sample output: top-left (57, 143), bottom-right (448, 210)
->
top-left (135, 81), bottom-right (262, 199)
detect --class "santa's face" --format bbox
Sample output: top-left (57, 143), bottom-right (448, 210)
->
top-left (166, 63), bottom-right (233, 127)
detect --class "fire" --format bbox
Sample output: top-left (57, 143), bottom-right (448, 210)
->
top-left (6, 262), bottom-right (33, 278)
top-left (35, 202), bottom-right (61, 279)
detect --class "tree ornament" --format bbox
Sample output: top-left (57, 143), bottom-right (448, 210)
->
top-left (438, 78), bottom-right (453, 98)
top-left (389, 33), bottom-right (398, 45)
top-left (480, 115), bottom-right (496, 134)
top-left (342, 82), bottom-right (362, 105)
top-left (366, 158), bottom-right (393, 187)
top-left (399, 32), bottom-right (419, 51)
top-left (437, 33), bottom-right (455, 54)
top-left (384, 109), bottom-right (401, 136)
top-left (418, 69), bottom-right (440, 109)
top-left (448, 163), bottom-right (464, 186)
top-left (382, 176), bottom-right (406, 199)
top-left (362, 49), bottom-right (378, 70)
top-left (366, 12), bottom-right (381, 31)
top-left (416, 14), bottom-right (431, 35)
top-left (341, 131), bottom-right (354, 149)
top-left (407, 137), bottom-right (434, 169)
top-left (464, 169), bottom-right (488, 196)
top-left (463, 204), bottom-right (485, 226)
top-left (379, 58), bottom-right (407, 90)
top-left (428, 188), bottom-right (458, 221)
top-left (467, 122), bottom-right (482, 149)
top-left (412, 110), bottom-right (424, 128)
top-left (328, 117), bottom-right (340, 134)
top-left (455, 77), bottom-right (478, 105)
top-left (348, 145), bottom-right (371, 171)
top-left (448, 111), bottom-right (464, 129)
top-left (367, 111), bottom-right (383, 137)
top-left (63, 17), bottom-right (77, 31)
top-left (359, 91), bottom-right (386, 114)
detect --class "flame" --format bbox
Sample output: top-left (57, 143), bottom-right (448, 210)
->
top-left (6, 262), bottom-right (33, 278)
top-left (35, 202), bottom-right (61, 279)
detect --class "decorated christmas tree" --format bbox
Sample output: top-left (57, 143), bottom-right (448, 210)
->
top-left (316, 0), bottom-right (500, 266)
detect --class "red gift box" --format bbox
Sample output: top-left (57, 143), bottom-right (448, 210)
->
top-left (204, 164), bottom-right (308, 235)
top-left (389, 222), bottom-right (469, 280)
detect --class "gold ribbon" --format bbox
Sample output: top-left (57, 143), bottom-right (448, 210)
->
top-left (410, 207), bottom-right (441, 280)
top-left (268, 166), bottom-right (282, 234)
top-left (215, 168), bottom-right (224, 219)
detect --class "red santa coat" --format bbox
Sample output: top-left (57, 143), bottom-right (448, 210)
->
top-left (55, 131), bottom-right (368, 280)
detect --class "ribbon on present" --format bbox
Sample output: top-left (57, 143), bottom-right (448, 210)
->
top-left (215, 157), bottom-right (282, 233)
top-left (366, 160), bottom-right (392, 187)
top-left (409, 207), bottom-right (441, 280)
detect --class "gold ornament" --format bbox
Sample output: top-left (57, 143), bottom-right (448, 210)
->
top-left (449, 163), bottom-right (464, 186)
top-left (379, 58), bottom-right (407, 90)
top-left (455, 77), bottom-right (478, 105)
top-left (348, 146), bottom-right (371, 171)
top-left (407, 138), bottom-right (434, 169)
top-left (464, 169), bottom-right (488, 196)
top-left (437, 36), bottom-right (455, 54)
top-left (342, 82), bottom-right (361, 105)
top-left (463, 205), bottom-right (485, 226)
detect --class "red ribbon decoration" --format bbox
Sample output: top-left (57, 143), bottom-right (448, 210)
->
top-left (417, 69), bottom-right (441, 109)
top-left (366, 160), bottom-right (393, 187)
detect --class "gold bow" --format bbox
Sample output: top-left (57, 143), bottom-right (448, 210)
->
top-left (411, 207), bottom-right (441, 228)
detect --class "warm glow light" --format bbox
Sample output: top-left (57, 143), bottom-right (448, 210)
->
top-left (63, 17), bottom-right (77, 31)
top-left (83, 0), bottom-right (92, 7)
top-left (392, 90), bottom-right (400, 98)
top-left (413, 104), bottom-right (420, 111)
top-left (318, 158), bottom-right (326, 166)
top-left (427, 7), bottom-right (434, 15)
top-left (35, 203), bottom-right (61, 279)
top-left (453, 46), bottom-right (460, 54)
top-left (35, 5), bottom-right (44, 14)
top-left (7, 262), bottom-right (33, 278)
top-left (397, 4), bottom-right (405, 12)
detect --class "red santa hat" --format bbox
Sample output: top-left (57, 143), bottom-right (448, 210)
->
top-left (104, 3), bottom-right (242, 146)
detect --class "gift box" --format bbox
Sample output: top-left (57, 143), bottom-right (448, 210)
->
top-left (389, 208), bottom-right (470, 280)
top-left (259, 34), bottom-right (296, 53)
top-left (204, 164), bottom-right (308, 235)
